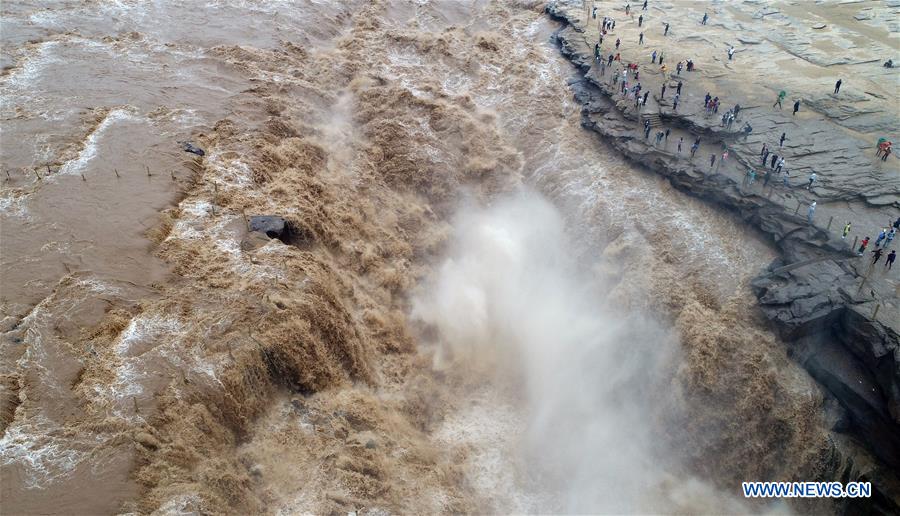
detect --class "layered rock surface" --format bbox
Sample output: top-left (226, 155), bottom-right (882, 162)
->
top-left (547, 0), bottom-right (899, 504)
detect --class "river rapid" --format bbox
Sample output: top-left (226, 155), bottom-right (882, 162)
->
top-left (1, 1), bottom-right (838, 514)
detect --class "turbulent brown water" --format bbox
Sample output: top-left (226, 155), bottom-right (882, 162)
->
top-left (1, 1), bottom-right (843, 514)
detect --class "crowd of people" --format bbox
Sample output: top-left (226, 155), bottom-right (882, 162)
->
top-left (585, 1), bottom-right (896, 275)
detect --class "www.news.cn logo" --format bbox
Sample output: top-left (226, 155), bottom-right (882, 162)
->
top-left (742, 482), bottom-right (871, 498)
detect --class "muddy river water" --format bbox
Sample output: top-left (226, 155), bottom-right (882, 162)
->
top-left (1, 1), bottom-right (844, 514)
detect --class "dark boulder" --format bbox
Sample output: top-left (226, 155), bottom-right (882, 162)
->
top-left (249, 216), bottom-right (286, 239)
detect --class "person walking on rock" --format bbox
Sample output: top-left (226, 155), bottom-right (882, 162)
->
top-left (793, 99), bottom-right (801, 115)
top-left (773, 90), bottom-right (786, 109)
top-left (886, 228), bottom-right (896, 248)
top-left (661, 83), bottom-right (666, 97)
top-left (690, 141), bottom-right (699, 158)
top-left (639, 14), bottom-right (643, 27)
top-left (761, 143), bottom-right (768, 157)
top-left (643, 90), bottom-right (649, 106)
top-left (858, 236), bottom-right (870, 256)
top-left (872, 247), bottom-right (884, 264)
top-left (881, 145), bottom-right (892, 161)
top-left (616, 38), bottom-right (621, 49)
top-left (673, 93), bottom-right (680, 110)
top-left (676, 81), bottom-right (683, 95)
top-left (677, 136), bottom-right (683, 153)
top-left (658, 51), bottom-right (664, 65)
top-left (652, 50), bottom-right (657, 63)
top-left (770, 153), bottom-right (778, 169)
top-left (609, 54), bottom-right (615, 66)
top-left (701, 12), bottom-right (708, 25)
top-left (762, 148), bottom-right (770, 165)
top-left (807, 201), bottom-right (816, 223)
top-left (728, 46), bottom-right (735, 60)
top-left (643, 0), bottom-right (648, 10)
top-left (664, 22), bottom-right (670, 36)
top-left (834, 79), bottom-right (842, 95)
top-left (842, 221), bottom-right (851, 239)
top-left (776, 157), bottom-right (784, 173)
top-left (780, 132), bottom-right (786, 147)
top-left (664, 128), bottom-right (670, 142)
top-left (676, 61), bottom-right (683, 75)
top-left (639, 32), bottom-right (644, 44)
top-left (709, 153), bottom-right (716, 169)
top-left (807, 172), bottom-right (816, 190)
top-left (886, 250), bottom-right (896, 270)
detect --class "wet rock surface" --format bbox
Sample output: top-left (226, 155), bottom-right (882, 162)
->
top-left (548, 0), bottom-right (899, 507)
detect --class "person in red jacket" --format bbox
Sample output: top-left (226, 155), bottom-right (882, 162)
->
top-left (857, 236), bottom-right (870, 256)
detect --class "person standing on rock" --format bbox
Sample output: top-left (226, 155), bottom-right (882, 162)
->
top-left (761, 143), bottom-right (768, 157)
top-left (709, 153), bottom-right (716, 169)
top-left (834, 79), bottom-right (842, 95)
top-left (673, 93), bottom-right (680, 110)
top-left (858, 236), bottom-right (870, 256)
top-left (807, 172), bottom-right (816, 190)
top-left (881, 145), bottom-right (892, 161)
top-left (842, 221), bottom-right (852, 239)
top-left (661, 83), bottom-right (666, 97)
top-left (776, 157), bottom-right (784, 173)
top-left (652, 50), bottom-right (657, 63)
top-left (780, 132), bottom-right (786, 147)
top-left (762, 148), bottom-right (770, 166)
top-left (643, 90), bottom-right (649, 106)
top-left (677, 137), bottom-right (683, 153)
top-left (872, 247), bottom-right (884, 264)
top-left (702, 12), bottom-right (708, 25)
top-left (639, 32), bottom-right (644, 44)
top-left (886, 250), bottom-right (897, 270)
top-left (704, 92), bottom-right (711, 107)
top-left (771, 153), bottom-right (778, 169)
top-left (807, 201), bottom-right (816, 223)
top-left (665, 22), bottom-right (670, 36)
top-left (885, 228), bottom-right (896, 249)
top-left (763, 168), bottom-right (772, 187)
top-left (643, 0), bottom-right (648, 10)
top-left (676, 61), bottom-right (683, 75)
top-left (616, 38), bottom-right (621, 49)
top-left (793, 99), bottom-right (801, 115)
top-left (773, 90), bottom-right (786, 109)
top-left (626, 3), bottom-right (631, 15)
top-left (639, 14), bottom-right (644, 27)
top-left (676, 81), bottom-right (683, 95)
top-left (659, 52), bottom-right (664, 65)
top-left (875, 228), bottom-right (887, 248)
top-left (609, 54), bottom-right (615, 66)
top-left (690, 141), bottom-right (699, 158)
top-left (664, 128), bottom-right (670, 142)
top-left (728, 46), bottom-right (735, 60)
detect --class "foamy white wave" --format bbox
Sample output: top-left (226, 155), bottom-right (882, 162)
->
top-left (0, 418), bottom-right (83, 489)
top-left (116, 314), bottom-right (184, 356)
top-left (57, 108), bottom-right (142, 176)
top-left (0, 192), bottom-right (29, 218)
top-left (0, 40), bottom-right (61, 91)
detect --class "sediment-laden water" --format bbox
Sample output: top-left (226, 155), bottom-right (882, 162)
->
top-left (1, 1), bottom-right (845, 514)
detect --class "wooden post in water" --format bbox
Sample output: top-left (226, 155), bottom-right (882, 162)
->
top-left (114, 168), bottom-right (120, 178)
top-left (145, 165), bottom-right (152, 177)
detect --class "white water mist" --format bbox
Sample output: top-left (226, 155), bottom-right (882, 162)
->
top-left (414, 190), bottom-right (754, 513)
